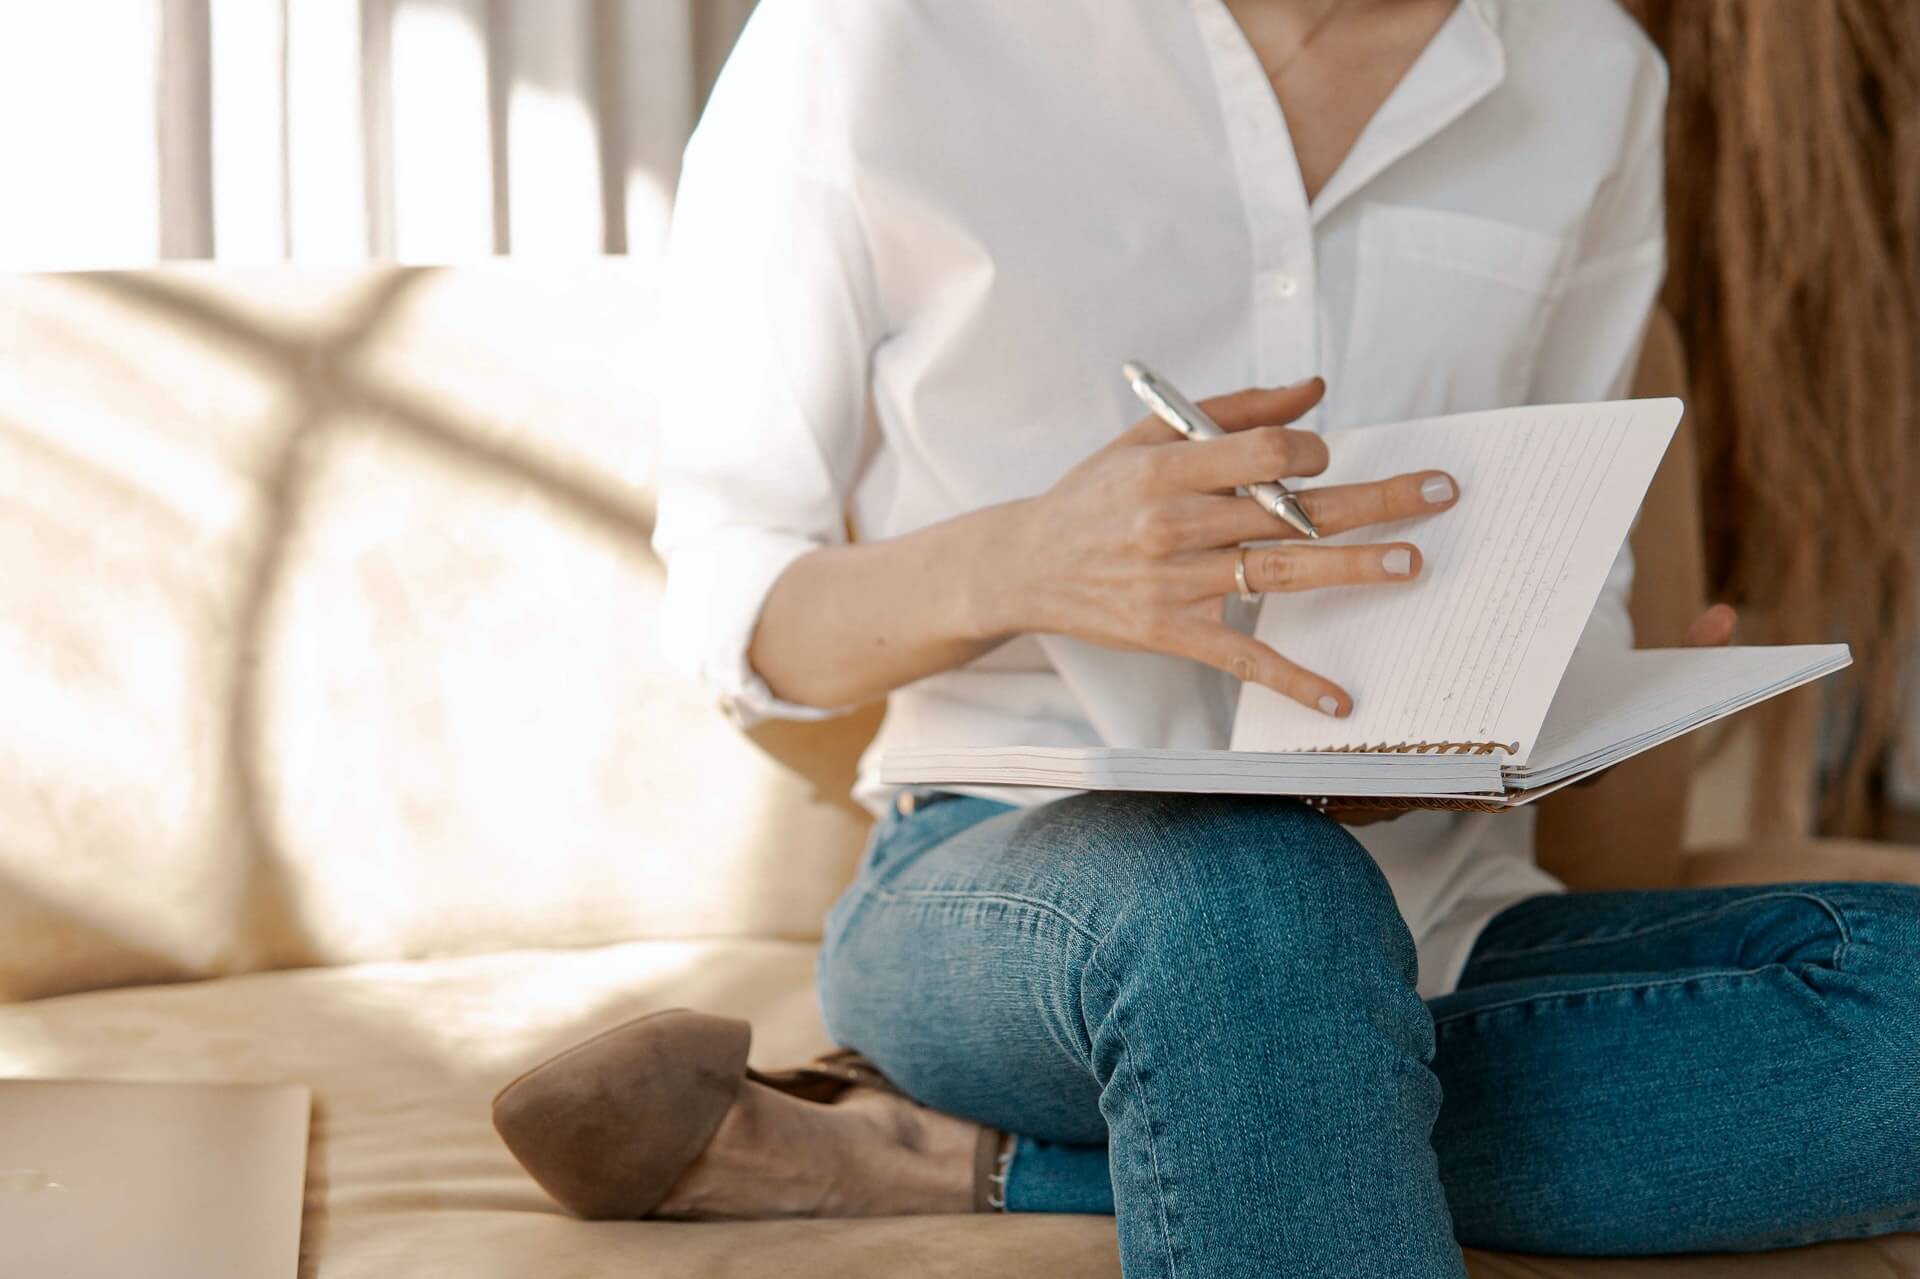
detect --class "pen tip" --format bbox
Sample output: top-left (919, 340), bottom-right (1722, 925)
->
top-left (1121, 359), bottom-right (1147, 383)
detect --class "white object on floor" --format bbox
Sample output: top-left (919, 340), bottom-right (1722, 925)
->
top-left (0, 1078), bottom-right (309, 1279)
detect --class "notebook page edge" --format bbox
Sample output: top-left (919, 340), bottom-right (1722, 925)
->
top-left (1505, 643), bottom-right (1853, 789)
top-left (877, 746), bottom-right (1504, 796)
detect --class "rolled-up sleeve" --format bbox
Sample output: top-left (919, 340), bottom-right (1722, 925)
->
top-left (1530, 43), bottom-right (1669, 655)
top-left (648, 48), bottom-right (881, 726)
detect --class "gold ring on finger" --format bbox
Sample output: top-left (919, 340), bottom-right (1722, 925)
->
top-left (1234, 548), bottom-right (1259, 605)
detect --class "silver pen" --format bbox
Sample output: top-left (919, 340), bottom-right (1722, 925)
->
top-left (1121, 360), bottom-right (1321, 539)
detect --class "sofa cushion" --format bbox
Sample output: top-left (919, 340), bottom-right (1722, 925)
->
top-left (1, 941), bottom-right (1911, 1278)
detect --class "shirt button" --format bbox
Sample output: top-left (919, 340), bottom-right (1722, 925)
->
top-left (1271, 273), bottom-right (1300, 299)
top-left (897, 792), bottom-right (918, 816)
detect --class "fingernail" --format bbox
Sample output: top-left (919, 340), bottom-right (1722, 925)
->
top-left (1382, 548), bottom-right (1413, 576)
top-left (1318, 695), bottom-right (1343, 717)
top-left (1421, 475), bottom-right (1456, 505)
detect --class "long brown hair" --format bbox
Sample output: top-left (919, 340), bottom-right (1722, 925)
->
top-left (1622, 0), bottom-right (1920, 835)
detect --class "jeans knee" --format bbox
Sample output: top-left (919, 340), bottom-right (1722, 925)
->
top-left (1831, 981), bottom-right (1920, 1200)
top-left (1092, 794), bottom-right (1418, 993)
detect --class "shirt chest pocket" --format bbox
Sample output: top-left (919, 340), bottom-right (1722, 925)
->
top-left (1335, 203), bottom-right (1574, 426)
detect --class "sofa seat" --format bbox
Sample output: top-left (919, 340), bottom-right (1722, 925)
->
top-left (2, 938), bottom-right (1913, 1279)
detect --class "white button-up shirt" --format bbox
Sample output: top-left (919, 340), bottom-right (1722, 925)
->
top-left (652, 0), bottom-right (1668, 995)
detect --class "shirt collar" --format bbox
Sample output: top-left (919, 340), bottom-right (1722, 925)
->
top-left (1310, 0), bottom-right (1507, 223)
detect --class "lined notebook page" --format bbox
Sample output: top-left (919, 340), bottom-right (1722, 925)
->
top-left (1230, 399), bottom-right (1681, 762)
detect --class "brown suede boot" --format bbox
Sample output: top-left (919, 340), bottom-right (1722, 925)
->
top-left (491, 1008), bottom-right (1004, 1220)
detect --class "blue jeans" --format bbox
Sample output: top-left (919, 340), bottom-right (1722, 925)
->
top-left (817, 789), bottom-right (1920, 1278)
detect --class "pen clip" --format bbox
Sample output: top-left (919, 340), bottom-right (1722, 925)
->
top-left (1122, 360), bottom-right (1219, 442)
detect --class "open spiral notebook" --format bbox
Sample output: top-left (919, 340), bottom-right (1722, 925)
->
top-left (880, 399), bottom-right (1852, 809)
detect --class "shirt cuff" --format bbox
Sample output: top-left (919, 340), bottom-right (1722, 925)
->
top-left (657, 528), bottom-right (850, 727)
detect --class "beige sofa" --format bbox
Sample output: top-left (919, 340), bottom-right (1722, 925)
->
top-left (2, 264), bottom-right (1915, 1277)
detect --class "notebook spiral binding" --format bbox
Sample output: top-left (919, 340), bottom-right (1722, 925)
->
top-left (1306, 740), bottom-right (1520, 813)
top-left (1311, 794), bottom-right (1510, 814)
top-left (1313, 739), bottom-right (1519, 757)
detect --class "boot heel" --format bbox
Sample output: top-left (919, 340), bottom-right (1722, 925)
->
top-left (492, 1008), bottom-right (752, 1219)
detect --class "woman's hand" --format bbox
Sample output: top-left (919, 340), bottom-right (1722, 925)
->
top-left (974, 379), bottom-right (1460, 717)
top-left (1685, 603), bottom-right (1738, 648)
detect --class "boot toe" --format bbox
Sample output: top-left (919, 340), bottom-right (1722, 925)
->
top-left (492, 1009), bottom-right (752, 1219)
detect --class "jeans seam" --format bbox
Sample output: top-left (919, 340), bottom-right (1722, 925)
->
top-left (1431, 967), bottom-right (1770, 1029)
top-left (871, 882), bottom-right (1182, 1274)
top-left (869, 886), bottom-right (1104, 947)
top-left (1086, 942), bottom-right (1182, 1279)
top-left (1470, 891), bottom-right (1856, 965)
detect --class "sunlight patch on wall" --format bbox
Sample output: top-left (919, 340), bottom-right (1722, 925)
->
top-left (286, 0), bottom-right (369, 262)
top-left (624, 168), bottom-right (675, 260)
top-left (391, 0), bottom-right (493, 260)
top-left (208, 0), bottom-right (287, 261)
top-left (0, 5), bottom-right (161, 268)
top-left (505, 0), bottom-right (603, 254)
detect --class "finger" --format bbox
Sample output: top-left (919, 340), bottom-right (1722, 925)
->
top-left (1205, 378), bottom-right (1326, 429)
top-left (1157, 426), bottom-right (1332, 493)
top-left (1194, 542), bottom-right (1423, 594)
top-left (1116, 378), bottom-right (1327, 447)
top-left (1292, 470), bottom-right (1459, 537)
top-left (1182, 626), bottom-right (1352, 717)
top-left (1170, 474), bottom-right (1454, 547)
top-left (1684, 603), bottom-right (1738, 647)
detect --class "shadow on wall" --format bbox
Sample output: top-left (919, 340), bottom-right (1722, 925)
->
top-left (81, 267), bottom-right (661, 977)
top-left (0, 262), bottom-right (871, 1003)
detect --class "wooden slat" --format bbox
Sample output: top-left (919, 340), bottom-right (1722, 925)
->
top-left (157, 0), bottom-right (214, 259)
top-left (1683, 839), bottom-right (1920, 888)
top-left (358, 0), bottom-right (397, 258)
top-left (616, 0), bottom-right (701, 255)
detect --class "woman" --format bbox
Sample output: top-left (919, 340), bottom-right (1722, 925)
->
top-left (493, 1), bottom-right (1920, 1274)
